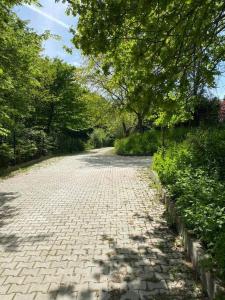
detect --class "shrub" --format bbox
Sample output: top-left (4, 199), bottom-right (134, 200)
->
top-left (165, 127), bottom-right (190, 144)
top-left (56, 134), bottom-right (85, 153)
top-left (0, 143), bottom-right (13, 168)
top-left (153, 128), bottom-right (225, 279)
top-left (214, 233), bottom-right (225, 279)
top-left (170, 169), bottom-right (225, 242)
top-left (88, 128), bottom-right (112, 148)
top-left (152, 142), bottom-right (192, 184)
top-left (115, 129), bottom-right (159, 155)
top-left (15, 143), bottom-right (38, 163)
top-left (186, 129), bottom-right (225, 179)
top-left (154, 128), bottom-right (225, 183)
top-left (30, 130), bottom-right (54, 157)
top-left (171, 168), bottom-right (225, 278)
top-left (14, 129), bottom-right (54, 163)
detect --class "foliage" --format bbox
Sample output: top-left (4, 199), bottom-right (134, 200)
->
top-left (115, 130), bottom-right (159, 156)
top-left (214, 233), bottom-right (225, 278)
top-left (66, 0), bottom-right (225, 128)
top-left (88, 128), bottom-right (112, 149)
top-left (170, 168), bottom-right (225, 279)
top-left (0, 6), bottom-right (108, 169)
top-left (106, 110), bottom-right (136, 139)
top-left (0, 143), bottom-right (13, 168)
top-left (153, 128), bottom-right (225, 278)
top-left (56, 133), bottom-right (85, 154)
top-left (81, 56), bottom-right (155, 132)
top-left (192, 97), bottom-right (220, 126)
top-left (183, 128), bottom-right (225, 179)
top-left (13, 129), bottom-right (54, 164)
top-left (164, 127), bottom-right (190, 144)
top-left (82, 92), bottom-right (113, 129)
top-left (154, 127), bottom-right (225, 182)
top-left (83, 91), bottom-right (138, 143)
top-left (153, 143), bottom-right (192, 184)
top-left (115, 126), bottom-right (189, 157)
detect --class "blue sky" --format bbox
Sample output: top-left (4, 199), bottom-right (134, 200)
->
top-left (212, 73), bottom-right (225, 99)
top-left (13, 1), bottom-right (225, 98)
top-left (14, 0), bottom-right (83, 67)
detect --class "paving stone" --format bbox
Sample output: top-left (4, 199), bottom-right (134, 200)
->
top-left (0, 294), bottom-right (15, 300)
top-left (5, 276), bottom-right (25, 285)
top-left (13, 293), bottom-right (36, 300)
top-left (28, 283), bottom-right (50, 293)
top-left (0, 148), bottom-right (207, 300)
top-left (0, 284), bottom-right (10, 294)
top-left (8, 284), bottom-right (30, 294)
top-left (34, 293), bottom-right (50, 300)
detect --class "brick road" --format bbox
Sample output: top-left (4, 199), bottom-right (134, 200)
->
top-left (0, 148), bottom-right (206, 300)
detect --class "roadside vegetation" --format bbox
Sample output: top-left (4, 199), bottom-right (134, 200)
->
top-left (153, 127), bottom-right (225, 280)
top-left (66, 0), bottom-right (225, 285)
top-left (1, 0), bottom-right (225, 286)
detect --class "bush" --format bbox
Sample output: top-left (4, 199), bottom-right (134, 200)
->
top-left (115, 129), bottom-right (159, 155)
top-left (164, 126), bottom-right (190, 144)
top-left (171, 168), bottom-right (225, 279)
top-left (15, 143), bottom-right (38, 163)
top-left (0, 129), bottom-right (56, 169)
top-left (153, 128), bottom-right (225, 279)
top-left (214, 233), bottom-right (225, 279)
top-left (170, 169), bottom-right (225, 241)
top-left (186, 129), bottom-right (225, 179)
top-left (88, 128), bottom-right (112, 148)
top-left (56, 134), bottom-right (85, 153)
top-left (0, 143), bottom-right (13, 168)
top-left (14, 129), bottom-right (54, 164)
top-left (30, 130), bottom-right (54, 157)
top-left (152, 142), bottom-right (192, 184)
top-left (154, 128), bottom-right (225, 184)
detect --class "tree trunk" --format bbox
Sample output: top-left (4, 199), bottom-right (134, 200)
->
top-left (136, 113), bottom-right (144, 133)
top-left (122, 121), bottom-right (129, 137)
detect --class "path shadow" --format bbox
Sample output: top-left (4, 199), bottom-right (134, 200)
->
top-left (49, 284), bottom-right (76, 300)
top-left (0, 156), bottom-right (54, 178)
top-left (49, 285), bottom-right (100, 300)
top-left (0, 192), bottom-right (51, 252)
top-left (0, 192), bottom-right (19, 229)
top-left (76, 212), bottom-right (208, 300)
top-left (0, 232), bottom-right (52, 252)
top-left (81, 154), bottom-right (152, 169)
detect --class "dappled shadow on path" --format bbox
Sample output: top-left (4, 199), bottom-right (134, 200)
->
top-left (75, 212), bottom-right (208, 300)
top-left (0, 155), bottom-right (55, 178)
top-left (47, 212), bottom-right (208, 300)
top-left (0, 232), bottom-right (52, 252)
top-left (49, 284), bottom-right (76, 300)
top-left (0, 192), bottom-right (19, 229)
top-left (81, 154), bottom-right (152, 169)
top-left (0, 192), bottom-right (51, 252)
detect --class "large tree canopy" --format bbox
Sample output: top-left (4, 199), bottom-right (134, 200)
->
top-left (66, 0), bottom-right (225, 126)
top-left (0, 2), bottom-right (112, 167)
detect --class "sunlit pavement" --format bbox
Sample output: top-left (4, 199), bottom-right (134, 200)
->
top-left (0, 148), bottom-right (207, 300)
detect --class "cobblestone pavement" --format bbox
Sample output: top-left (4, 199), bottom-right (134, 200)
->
top-left (0, 148), bottom-right (207, 300)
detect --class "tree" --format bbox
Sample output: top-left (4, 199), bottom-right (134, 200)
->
top-left (82, 55), bottom-right (155, 132)
top-left (66, 0), bottom-right (225, 125)
top-left (0, 4), bottom-right (101, 167)
top-left (0, 7), bottom-right (46, 156)
top-left (32, 58), bottom-right (87, 134)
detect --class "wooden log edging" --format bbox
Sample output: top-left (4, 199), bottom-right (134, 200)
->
top-left (161, 189), bottom-right (225, 300)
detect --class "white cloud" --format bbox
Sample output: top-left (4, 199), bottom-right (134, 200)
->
top-left (24, 4), bottom-right (70, 29)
